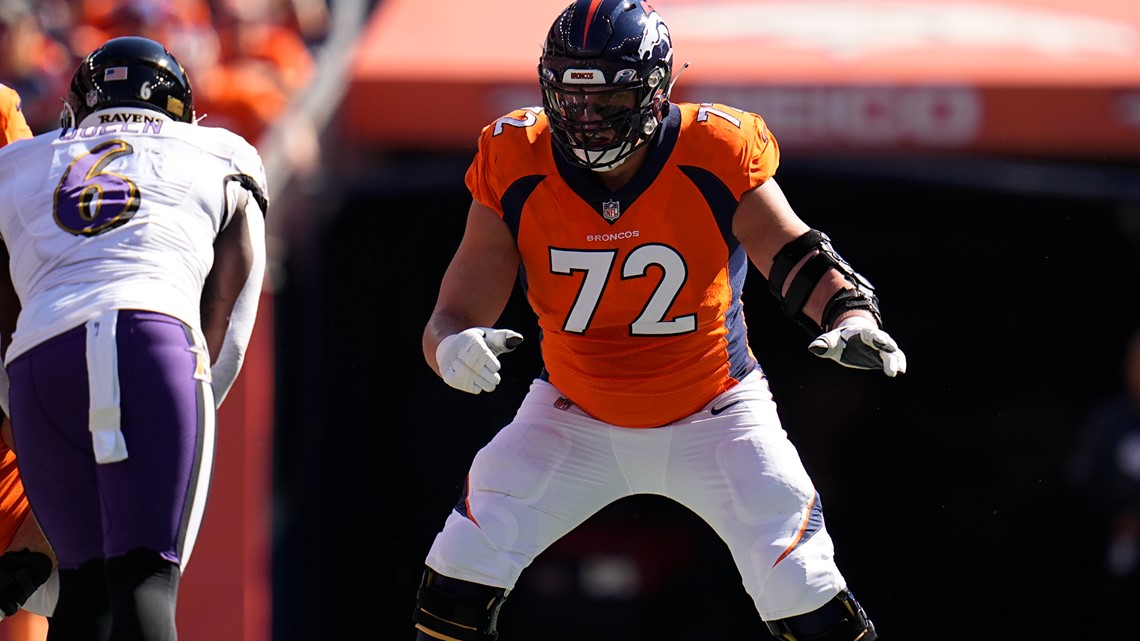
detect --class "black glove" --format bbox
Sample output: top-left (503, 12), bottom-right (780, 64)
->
top-left (0, 549), bottom-right (53, 616)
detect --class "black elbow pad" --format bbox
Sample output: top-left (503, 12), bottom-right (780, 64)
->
top-left (768, 229), bottom-right (881, 335)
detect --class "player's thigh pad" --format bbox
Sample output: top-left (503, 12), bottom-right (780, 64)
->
top-left (671, 372), bottom-right (847, 619)
top-left (426, 379), bottom-right (627, 589)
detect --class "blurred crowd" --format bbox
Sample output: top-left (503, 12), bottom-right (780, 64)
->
top-left (0, 0), bottom-right (329, 146)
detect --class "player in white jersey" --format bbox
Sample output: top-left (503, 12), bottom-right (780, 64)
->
top-left (0, 36), bottom-right (268, 640)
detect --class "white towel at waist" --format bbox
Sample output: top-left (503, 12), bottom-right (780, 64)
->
top-left (86, 310), bottom-right (128, 463)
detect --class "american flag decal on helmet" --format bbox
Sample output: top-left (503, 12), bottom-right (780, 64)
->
top-left (104, 67), bottom-right (128, 81)
top-left (602, 199), bottom-right (621, 221)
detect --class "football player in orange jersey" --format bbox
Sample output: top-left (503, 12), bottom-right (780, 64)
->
top-left (413, 2), bottom-right (906, 640)
top-left (0, 85), bottom-right (32, 145)
top-left (0, 83), bottom-right (57, 639)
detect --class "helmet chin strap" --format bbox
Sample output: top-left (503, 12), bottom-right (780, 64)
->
top-left (591, 158), bottom-right (627, 172)
top-left (581, 141), bottom-right (633, 172)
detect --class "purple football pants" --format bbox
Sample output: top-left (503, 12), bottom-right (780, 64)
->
top-left (7, 309), bottom-right (215, 571)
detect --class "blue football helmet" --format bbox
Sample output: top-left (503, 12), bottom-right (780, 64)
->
top-left (539, 0), bottom-right (674, 171)
top-left (60, 36), bottom-right (194, 128)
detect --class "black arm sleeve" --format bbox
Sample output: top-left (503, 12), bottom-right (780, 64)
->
top-left (767, 229), bottom-right (882, 335)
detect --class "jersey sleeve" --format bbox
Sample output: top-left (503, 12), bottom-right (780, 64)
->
top-left (464, 124), bottom-right (503, 217)
top-left (727, 107), bottom-right (780, 198)
top-left (464, 107), bottom-right (550, 219)
top-left (743, 110), bottom-right (779, 191)
top-left (217, 129), bottom-right (270, 223)
top-left (676, 102), bottom-right (780, 199)
top-left (234, 144), bottom-right (270, 220)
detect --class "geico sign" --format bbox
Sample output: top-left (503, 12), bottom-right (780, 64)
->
top-left (690, 86), bottom-right (983, 148)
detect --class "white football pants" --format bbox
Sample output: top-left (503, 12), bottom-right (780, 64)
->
top-left (425, 370), bottom-right (847, 620)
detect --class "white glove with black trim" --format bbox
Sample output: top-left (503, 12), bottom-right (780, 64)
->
top-left (435, 327), bottom-right (524, 394)
top-left (808, 316), bottom-right (907, 377)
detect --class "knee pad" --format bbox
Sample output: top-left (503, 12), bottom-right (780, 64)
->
top-left (766, 589), bottom-right (877, 641)
top-left (412, 568), bottom-right (508, 641)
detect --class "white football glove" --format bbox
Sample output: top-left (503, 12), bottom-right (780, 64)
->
top-left (808, 316), bottom-right (907, 377)
top-left (435, 327), bottom-right (524, 394)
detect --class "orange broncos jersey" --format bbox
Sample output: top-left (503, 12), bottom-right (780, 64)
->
top-left (0, 84), bottom-right (33, 146)
top-left (0, 86), bottom-right (33, 551)
top-left (0, 438), bottom-right (31, 550)
top-left (466, 102), bottom-right (778, 427)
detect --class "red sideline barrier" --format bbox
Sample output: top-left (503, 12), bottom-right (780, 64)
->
top-left (177, 292), bottom-right (274, 641)
top-left (343, 0), bottom-right (1140, 161)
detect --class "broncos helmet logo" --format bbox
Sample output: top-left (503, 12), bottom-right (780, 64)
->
top-left (638, 11), bottom-right (673, 65)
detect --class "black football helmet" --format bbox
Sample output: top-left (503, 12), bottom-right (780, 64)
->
top-left (539, 0), bottom-right (674, 171)
top-left (60, 36), bottom-right (194, 129)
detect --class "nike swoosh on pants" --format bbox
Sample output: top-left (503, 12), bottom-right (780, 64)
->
top-left (710, 400), bottom-right (741, 415)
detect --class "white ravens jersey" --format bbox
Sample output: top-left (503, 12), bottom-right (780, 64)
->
top-left (0, 107), bottom-right (268, 362)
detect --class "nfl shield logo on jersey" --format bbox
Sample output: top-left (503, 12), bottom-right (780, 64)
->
top-left (602, 200), bottom-right (621, 222)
